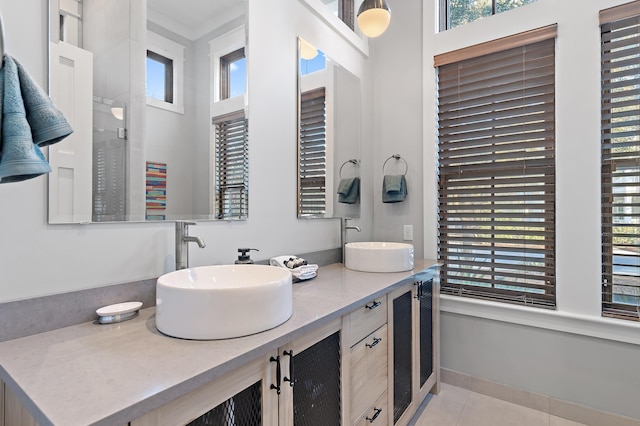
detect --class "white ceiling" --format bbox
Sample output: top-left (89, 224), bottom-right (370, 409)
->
top-left (147, 0), bottom-right (245, 41)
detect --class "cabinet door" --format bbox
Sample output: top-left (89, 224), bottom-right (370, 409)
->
top-left (132, 357), bottom-right (275, 426)
top-left (416, 266), bottom-right (439, 402)
top-left (388, 283), bottom-right (415, 425)
top-left (278, 319), bottom-right (344, 426)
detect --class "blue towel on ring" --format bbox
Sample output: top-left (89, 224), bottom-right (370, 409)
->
top-left (337, 177), bottom-right (360, 204)
top-left (382, 174), bottom-right (407, 203)
top-left (0, 55), bottom-right (73, 183)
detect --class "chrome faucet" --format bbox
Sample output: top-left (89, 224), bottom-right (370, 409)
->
top-left (175, 221), bottom-right (206, 270)
top-left (341, 217), bottom-right (361, 262)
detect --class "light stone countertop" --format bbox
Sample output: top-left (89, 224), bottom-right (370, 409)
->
top-left (0, 260), bottom-right (437, 426)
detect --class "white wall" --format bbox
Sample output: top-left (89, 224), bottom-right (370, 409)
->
top-left (409, 0), bottom-right (640, 418)
top-left (370, 0), bottom-right (425, 258)
top-left (0, 0), bottom-right (370, 302)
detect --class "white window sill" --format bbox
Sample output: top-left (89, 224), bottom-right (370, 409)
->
top-left (147, 97), bottom-right (184, 115)
top-left (440, 294), bottom-right (640, 346)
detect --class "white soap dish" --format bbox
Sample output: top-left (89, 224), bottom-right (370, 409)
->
top-left (96, 301), bottom-right (143, 324)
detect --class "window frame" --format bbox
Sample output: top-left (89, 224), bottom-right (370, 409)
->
top-left (435, 26), bottom-right (557, 309)
top-left (219, 47), bottom-right (246, 101)
top-left (146, 30), bottom-right (185, 114)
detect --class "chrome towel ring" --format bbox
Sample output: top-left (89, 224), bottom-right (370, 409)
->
top-left (339, 159), bottom-right (360, 178)
top-left (382, 154), bottom-right (408, 176)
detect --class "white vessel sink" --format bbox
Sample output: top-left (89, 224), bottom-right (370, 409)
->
top-left (345, 242), bottom-right (414, 273)
top-left (156, 265), bottom-right (293, 340)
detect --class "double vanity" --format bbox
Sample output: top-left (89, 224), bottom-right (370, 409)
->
top-left (0, 259), bottom-right (439, 425)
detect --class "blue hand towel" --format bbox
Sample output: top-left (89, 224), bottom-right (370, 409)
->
top-left (0, 55), bottom-right (73, 183)
top-left (337, 176), bottom-right (360, 204)
top-left (382, 174), bottom-right (407, 203)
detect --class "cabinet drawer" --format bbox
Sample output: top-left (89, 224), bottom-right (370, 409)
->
top-left (349, 296), bottom-right (387, 347)
top-left (350, 324), bottom-right (387, 423)
top-left (355, 391), bottom-right (388, 426)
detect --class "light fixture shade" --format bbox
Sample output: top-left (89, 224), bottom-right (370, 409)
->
top-left (300, 38), bottom-right (319, 60)
top-left (111, 107), bottom-right (124, 121)
top-left (357, 0), bottom-right (391, 38)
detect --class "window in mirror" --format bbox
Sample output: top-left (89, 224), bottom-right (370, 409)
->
top-left (146, 51), bottom-right (174, 104)
top-left (299, 88), bottom-right (328, 216)
top-left (214, 111), bottom-right (249, 219)
top-left (220, 48), bottom-right (247, 100)
top-left (146, 31), bottom-right (185, 114)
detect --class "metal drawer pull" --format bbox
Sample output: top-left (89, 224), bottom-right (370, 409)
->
top-left (414, 280), bottom-right (423, 299)
top-left (270, 355), bottom-right (281, 394)
top-left (366, 337), bottom-right (381, 348)
top-left (283, 350), bottom-right (294, 387)
top-left (366, 407), bottom-right (382, 423)
top-left (365, 300), bottom-right (382, 310)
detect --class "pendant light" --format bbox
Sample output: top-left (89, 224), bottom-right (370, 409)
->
top-left (300, 38), bottom-right (318, 60)
top-left (357, 0), bottom-right (391, 38)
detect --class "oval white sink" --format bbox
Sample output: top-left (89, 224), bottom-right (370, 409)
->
top-left (156, 265), bottom-right (293, 340)
top-left (345, 242), bottom-right (414, 273)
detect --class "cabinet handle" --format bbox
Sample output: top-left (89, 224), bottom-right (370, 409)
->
top-left (283, 350), bottom-right (294, 387)
top-left (270, 355), bottom-right (281, 394)
top-left (365, 300), bottom-right (382, 310)
top-left (366, 336), bottom-right (381, 349)
top-left (414, 280), bottom-right (423, 299)
top-left (366, 407), bottom-right (382, 423)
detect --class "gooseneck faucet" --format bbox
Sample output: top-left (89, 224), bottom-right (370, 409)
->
top-left (175, 221), bottom-right (206, 270)
top-left (341, 217), bottom-right (361, 262)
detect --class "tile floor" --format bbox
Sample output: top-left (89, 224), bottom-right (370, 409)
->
top-left (411, 383), bottom-right (587, 426)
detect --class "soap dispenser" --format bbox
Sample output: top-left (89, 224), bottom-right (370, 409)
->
top-left (235, 248), bottom-right (259, 264)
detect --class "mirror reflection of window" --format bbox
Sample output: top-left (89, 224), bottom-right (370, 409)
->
top-left (146, 51), bottom-right (174, 103)
top-left (214, 111), bottom-right (249, 220)
top-left (299, 88), bottom-right (327, 217)
top-left (220, 48), bottom-right (247, 100)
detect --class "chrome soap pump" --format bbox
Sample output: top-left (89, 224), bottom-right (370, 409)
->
top-left (235, 248), bottom-right (259, 264)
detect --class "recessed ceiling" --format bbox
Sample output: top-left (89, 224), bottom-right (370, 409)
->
top-left (147, 0), bottom-right (245, 41)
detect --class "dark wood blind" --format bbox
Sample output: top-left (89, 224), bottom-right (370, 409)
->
top-left (601, 9), bottom-right (640, 321)
top-left (437, 36), bottom-right (556, 308)
top-left (298, 87), bottom-right (327, 217)
top-left (214, 110), bottom-right (248, 219)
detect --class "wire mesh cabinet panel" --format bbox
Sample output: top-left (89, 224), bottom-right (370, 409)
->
top-left (390, 285), bottom-right (414, 425)
top-left (276, 319), bottom-right (344, 426)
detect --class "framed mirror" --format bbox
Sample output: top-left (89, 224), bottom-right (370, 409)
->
top-left (47, 0), bottom-right (248, 224)
top-left (297, 37), bottom-right (361, 219)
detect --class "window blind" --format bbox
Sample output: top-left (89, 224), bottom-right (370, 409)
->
top-left (214, 110), bottom-right (248, 220)
top-left (436, 35), bottom-right (556, 308)
top-left (601, 5), bottom-right (640, 321)
top-left (298, 87), bottom-right (327, 217)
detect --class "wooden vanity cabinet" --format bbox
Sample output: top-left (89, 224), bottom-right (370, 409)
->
top-left (1, 267), bottom-right (438, 426)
